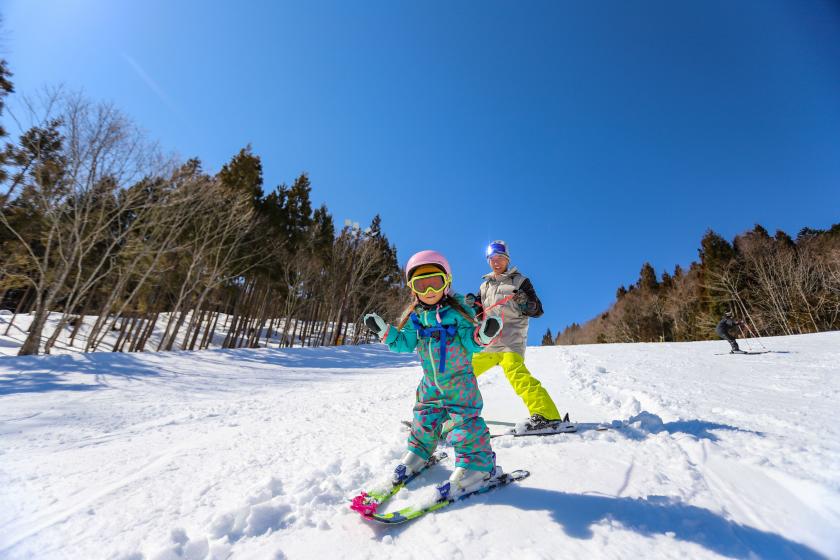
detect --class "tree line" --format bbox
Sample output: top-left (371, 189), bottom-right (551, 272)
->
top-left (0, 58), bottom-right (406, 356)
top-left (548, 224), bottom-right (840, 345)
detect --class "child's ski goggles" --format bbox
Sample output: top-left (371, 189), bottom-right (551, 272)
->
top-left (408, 272), bottom-right (451, 296)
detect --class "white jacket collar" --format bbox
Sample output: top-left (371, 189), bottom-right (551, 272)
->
top-left (483, 266), bottom-right (519, 281)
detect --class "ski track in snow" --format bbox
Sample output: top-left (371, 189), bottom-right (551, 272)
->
top-left (1, 334), bottom-right (839, 559)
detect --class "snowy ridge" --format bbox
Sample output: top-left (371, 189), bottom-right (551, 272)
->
top-left (1, 333), bottom-right (839, 558)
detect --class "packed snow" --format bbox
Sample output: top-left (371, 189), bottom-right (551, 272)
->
top-left (0, 310), bottom-right (358, 357)
top-left (1, 332), bottom-right (838, 559)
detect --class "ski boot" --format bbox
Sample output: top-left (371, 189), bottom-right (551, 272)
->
top-left (513, 413), bottom-right (577, 435)
top-left (436, 465), bottom-right (503, 499)
top-left (392, 451), bottom-right (429, 485)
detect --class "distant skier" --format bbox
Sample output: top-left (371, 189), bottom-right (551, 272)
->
top-left (716, 311), bottom-right (746, 354)
top-left (466, 240), bottom-right (573, 435)
top-left (360, 250), bottom-right (505, 504)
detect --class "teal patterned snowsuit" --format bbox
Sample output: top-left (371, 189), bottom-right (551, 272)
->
top-left (383, 294), bottom-right (494, 472)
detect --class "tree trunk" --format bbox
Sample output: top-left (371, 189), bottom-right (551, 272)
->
top-left (113, 315), bottom-right (134, 352)
top-left (187, 307), bottom-right (206, 351)
top-left (137, 311), bottom-right (160, 352)
top-left (4, 286), bottom-right (32, 337)
top-left (68, 298), bottom-right (90, 347)
top-left (128, 313), bottom-right (148, 353)
top-left (18, 304), bottom-right (49, 356)
top-left (200, 308), bottom-right (220, 350)
top-left (44, 311), bottom-right (73, 354)
top-left (223, 281), bottom-right (249, 348)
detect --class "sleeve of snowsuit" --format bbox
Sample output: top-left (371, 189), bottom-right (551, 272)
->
top-left (468, 292), bottom-right (483, 316)
top-left (451, 299), bottom-right (485, 355)
top-left (518, 278), bottom-right (544, 318)
top-left (383, 317), bottom-right (419, 353)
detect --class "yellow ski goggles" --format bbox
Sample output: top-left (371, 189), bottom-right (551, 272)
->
top-left (408, 271), bottom-right (451, 296)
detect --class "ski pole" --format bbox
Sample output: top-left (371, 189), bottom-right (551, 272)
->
top-left (738, 325), bottom-right (753, 352)
top-left (743, 322), bottom-right (768, 350)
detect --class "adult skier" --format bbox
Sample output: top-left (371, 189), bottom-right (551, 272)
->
top-left (466, 240), bottom-right (573, 435)
top-left (716, 311), bottom-right (746, 354)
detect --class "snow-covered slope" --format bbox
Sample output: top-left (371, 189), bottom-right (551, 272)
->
top-left (0, 310), bottom-right (356, 357)
top-left (1, 333), bottom-right (838, 559)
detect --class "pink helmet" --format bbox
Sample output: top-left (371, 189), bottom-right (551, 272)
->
top-left (405, 250), bottom-right (452, 294)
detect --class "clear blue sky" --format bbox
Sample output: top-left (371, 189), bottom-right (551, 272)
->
top-left (3, 0), bottom-right (839, 344)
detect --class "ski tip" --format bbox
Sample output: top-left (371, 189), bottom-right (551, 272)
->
top-left (349, 492), bottom-right (380, 516)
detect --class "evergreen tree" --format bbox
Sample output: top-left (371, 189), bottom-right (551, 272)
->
top-left (638, 262), bottom-right (658, 291)
top-left (541, 328), bottom-right (554, 346)
top-left (774, 229), bottom-right (794, 249)
top-left (0, 58), bottom-right (14, 185)
top-left (698, 229), bottom-right (735, 270)
top-left (698, 229), bottom-right (736, 320)
top-left (218, 146), bottom-right (264, 208)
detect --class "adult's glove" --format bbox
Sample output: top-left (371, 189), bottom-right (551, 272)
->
top-left (477, 315), bottom-right (503, 345)
top-left (363, 313), bottom-right (388, 339)
top-left (512, 289), bottom-right (536, 314)
top-left (464, 293), bottom-right (477, 307)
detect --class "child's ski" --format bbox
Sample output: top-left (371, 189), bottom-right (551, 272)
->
top-left (361, 469), bottom-right (530, 525)
top-left (350, 451), bottom-right (447, 516)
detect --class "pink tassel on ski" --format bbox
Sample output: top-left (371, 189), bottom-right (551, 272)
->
top-left (350, 492), bottom-right (380, 516)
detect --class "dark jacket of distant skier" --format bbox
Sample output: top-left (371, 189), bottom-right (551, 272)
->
top-left (716, 316), bottom-right (742, 351)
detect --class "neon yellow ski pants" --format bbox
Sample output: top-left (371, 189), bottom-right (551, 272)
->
top-left (472, 352), bottom-right (561, 420)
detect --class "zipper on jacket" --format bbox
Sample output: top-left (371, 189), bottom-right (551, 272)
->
top-left (424, 309), bottom-right (444, 393)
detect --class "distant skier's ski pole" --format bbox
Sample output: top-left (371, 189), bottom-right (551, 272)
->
top-left (738, 325), bottom-right (754, 352)
top-left (742, 322), bottom-right (768, 350)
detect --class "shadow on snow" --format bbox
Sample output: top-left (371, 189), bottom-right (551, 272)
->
top-left (617, 411), bottom-right (764, 442)
top-left (373, 487), bottom-right (826, 559)
top-left (0, 344), bottom-right (419, 396)
top-left (500, 488), bottom-right (826, 559)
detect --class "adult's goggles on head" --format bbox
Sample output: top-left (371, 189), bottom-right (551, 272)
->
top-left (486, 241), bottom-right (508, 259)
top-left (408, 272), bottom-right (451, 296)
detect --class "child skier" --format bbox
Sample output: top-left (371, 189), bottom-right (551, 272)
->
top-left (361, 250), bottom-right (504, 502)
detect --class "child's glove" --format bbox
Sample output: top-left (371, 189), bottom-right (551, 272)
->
top-left (464, 293), bottom-right (477, 307)
top-left (477, 315), bottom-right (503, 345)
top-left (364, 313), bottom-right (388, 339)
